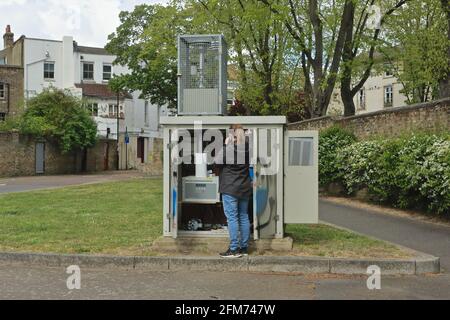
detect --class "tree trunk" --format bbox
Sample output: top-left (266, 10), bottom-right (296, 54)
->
top-left (341, 0), bottom-right (356, 116)
top-left (342, 87), bottom-right (356, 116)
top-left (310, 0), bottom-right (354, 118)
top-left (439, 0), bottom-right (450, 98)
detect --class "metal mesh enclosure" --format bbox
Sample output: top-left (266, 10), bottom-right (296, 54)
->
top-left (178, 35), bottom-right (227, 115)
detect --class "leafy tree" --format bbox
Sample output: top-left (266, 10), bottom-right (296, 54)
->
top-left (439, 0), bottom-right (449, 98)
top-left (20, 88), bottom-right (97, 154)
top-left (196, 0), bottom-right (297, 115)
top-left (382, 0), bottom-right (448, 104)
top-left (339, 0), bottom-right (409, 116)
top-left (108, 0), bottom-right (306, 117)
top-left (259, 0), bottom-right (358, 118)
top-left (106, 2), bottom-right (208, 110)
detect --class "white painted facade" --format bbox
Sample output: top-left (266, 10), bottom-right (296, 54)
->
top-left (10, 33), bottom-right (169, 170)
top-left (328, 71), bottom-right (409, 116)
top-left (22, 36), bottom-right (166, 141)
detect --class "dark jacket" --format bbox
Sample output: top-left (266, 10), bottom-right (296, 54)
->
top-left (214, 141), bottom-right (252, 199)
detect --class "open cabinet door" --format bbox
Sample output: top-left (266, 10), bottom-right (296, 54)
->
top-left (284, 130), bottom-right (319, 224)
top-left (164, 129), bottom-right (180, 239)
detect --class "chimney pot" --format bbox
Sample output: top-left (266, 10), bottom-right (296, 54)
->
top-left (3, 24), bottom-right (14, 48)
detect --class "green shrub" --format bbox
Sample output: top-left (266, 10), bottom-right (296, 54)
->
top-left (0, 117), bottom-right (21, 132)
top-left (320, 129), bottom-right (450, 215)
top-left (319, 126), bottom-right (356, 187)
top-left (20, 88), bottom-right (98, 154)
top-left (337, 140), bottom-right (389, 198)
top-left (395, 134), bottom-right (450, 214)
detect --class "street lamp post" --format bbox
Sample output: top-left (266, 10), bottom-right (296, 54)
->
top-left (116, 91), bottom-right (120, 171)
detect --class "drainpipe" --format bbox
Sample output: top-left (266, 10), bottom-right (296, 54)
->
top-left (6, 82), bottom-right (10, 115)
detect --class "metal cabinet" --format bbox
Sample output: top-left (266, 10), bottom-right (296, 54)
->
top-left (161, 116), bottom-right (319, 239)
top-left (284, 131), bottom-right (319, 224)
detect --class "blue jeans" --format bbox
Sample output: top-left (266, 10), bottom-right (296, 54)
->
top-left (222, 194), bottom-right (251, 252)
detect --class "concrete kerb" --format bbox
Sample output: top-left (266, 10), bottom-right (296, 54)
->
top-left (0, 252), bottom-right (440, 275)
top-left (318, 220), bottom-right (441, 275)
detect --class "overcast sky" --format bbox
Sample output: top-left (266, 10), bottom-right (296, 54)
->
top-left (0, 0), bottom-right (168, 47)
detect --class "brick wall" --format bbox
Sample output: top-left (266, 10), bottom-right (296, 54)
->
top-left (117, 135), bottom-right (163, 175)
top-left (0, 131), bottom-right (118, 177)
top-left (140, 138), bottom-right (163, 176)
top-left (288, 98), bottom-right (450, 139)
top-left (85, 139), bottom-right (118, 172)
top-left (0, 65), bottom-right (24, 119)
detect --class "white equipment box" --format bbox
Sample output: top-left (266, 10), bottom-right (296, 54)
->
top-left (182, 176), bottom-right (220, 204)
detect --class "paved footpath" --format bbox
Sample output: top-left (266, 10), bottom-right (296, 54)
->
top-left (320, 199), bottom-right (450, 273)
top-left (0, 171), bottom-right (145, 194)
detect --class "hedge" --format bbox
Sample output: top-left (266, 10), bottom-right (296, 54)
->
top-left (320, 127), bottom-right (450, 215)
top-left (319, 126), bottom-right (356, 187)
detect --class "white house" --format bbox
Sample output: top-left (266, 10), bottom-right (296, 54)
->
top-left (0, 25), bottom-right (167, 170)
top-left (328, 65), bottom-right (409, 116)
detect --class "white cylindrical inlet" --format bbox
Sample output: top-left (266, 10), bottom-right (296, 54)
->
top-left (195, 153), bottom-right (208, 178)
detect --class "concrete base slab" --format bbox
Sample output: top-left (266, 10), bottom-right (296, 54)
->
top-left (151, 236), bottom-right (294, 254)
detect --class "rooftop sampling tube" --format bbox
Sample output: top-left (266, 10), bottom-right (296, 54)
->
top-left (194, 122), bottom-right (207, 178)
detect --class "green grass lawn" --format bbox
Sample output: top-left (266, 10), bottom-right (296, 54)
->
top-left (0, 178), bottom-right (409, 258)
top-left (285, 225), bottom-right (409, 259)
top-left (0, 178), bottom-right (163, 256)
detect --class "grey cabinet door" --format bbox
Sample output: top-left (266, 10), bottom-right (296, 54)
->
top-left (284, 131), bottom-right (319, 224)
top-left (35, 142), bottom-right (45, 174)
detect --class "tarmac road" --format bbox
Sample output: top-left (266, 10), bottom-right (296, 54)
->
top-left (319, 199), bottom-right (450, 272)
top-left (0, 171), bottom-right (145, 194)
top-left (0, 264), bottom-right (449, 300)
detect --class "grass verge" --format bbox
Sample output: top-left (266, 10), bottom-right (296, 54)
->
top-left (0, 178), bottom-right (409, 258)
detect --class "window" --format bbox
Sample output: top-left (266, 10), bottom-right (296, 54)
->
top-left (86, 103), bottom-right (98, 117)
top-left (44, 62), bottom-right (55, 80)
top-left (358, 88), bottom-right (366, 110)
top-left (83, 62), bottom-right (94, 80)
top-left (0, 83), bottom-right (4, 99)
top-left (92, 103), bottom-right (98, 116)
top-left (289, 137), bottom-right (314, 166)
top-left (0, 113), bottom-right (5, 121)
top-left (144, 101), bottom-right (149, 126)
top-left (384, 63), bottom-right (393, 77)
top-left (103, 64), bottom-right (112, 81)
top-left (384, 85), bottom-right (393, 107)
top-left (109, 104), bottom-right (118, 117)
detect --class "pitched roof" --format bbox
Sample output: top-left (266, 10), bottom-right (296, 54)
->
top-left (75, 83), bottom-right (132, 100)
top-left (74, 44), bottom-right (113, 56)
